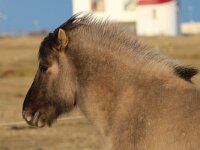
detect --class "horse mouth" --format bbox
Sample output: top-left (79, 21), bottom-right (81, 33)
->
top-left (22, 111), bottom-right (47, 128)
top-left (22, 101), bottom-right (70, 127)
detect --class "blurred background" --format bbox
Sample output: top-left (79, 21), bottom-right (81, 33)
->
top-left (0, 0), bottom-right (200, 150)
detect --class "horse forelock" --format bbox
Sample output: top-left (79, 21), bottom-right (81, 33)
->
top-left (38, 13), bottom-right (89, 60)
top-left (38, 32), bottom-right (58, 61)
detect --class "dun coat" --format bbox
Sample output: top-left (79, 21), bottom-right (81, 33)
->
top-left (23, 13), bottom-right (200, 150)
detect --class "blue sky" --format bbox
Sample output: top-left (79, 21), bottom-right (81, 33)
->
top-left (0, 0), bottom-right (72, 34)
top-left (0, 0), bottom-right (199, 34)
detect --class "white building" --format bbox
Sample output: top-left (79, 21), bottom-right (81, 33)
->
top-left (181, 22), bottom-right (200, 35)
top-left (72, 0), bottom-right (180, 36)
top-left (137, 0), bottom-right (180, 36)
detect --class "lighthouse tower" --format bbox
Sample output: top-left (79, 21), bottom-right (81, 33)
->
top-left (137, 0), bottom-right (180, 36)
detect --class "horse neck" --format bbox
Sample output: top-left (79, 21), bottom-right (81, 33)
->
top-left (67, 28), bottom-right (180, 88)
top-left (67, 32), bottom-right (200, 138)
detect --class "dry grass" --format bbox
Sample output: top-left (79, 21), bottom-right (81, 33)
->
top-left (0, 35), bottom-right (200, 150)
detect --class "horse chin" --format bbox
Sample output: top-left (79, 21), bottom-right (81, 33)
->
top-left (45, 102), bottom-right (74, 127)
top-left (45, 106), bottom-right (66, 127)
top-left (46, 115), bottom-right (58, 127)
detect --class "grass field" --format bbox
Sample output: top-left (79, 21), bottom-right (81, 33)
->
top-left (0, 35), bottom-right (200, 150)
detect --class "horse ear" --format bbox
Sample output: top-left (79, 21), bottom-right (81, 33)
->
top-left (57, 28), bottom-right (69, 48)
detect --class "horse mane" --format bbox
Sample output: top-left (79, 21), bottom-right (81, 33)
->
top-left (41, 13), bottom-right (198, 81)
top-left (175, 66), bottom-right (198, 81)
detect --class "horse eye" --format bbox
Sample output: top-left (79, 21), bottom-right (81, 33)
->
top-left (39, 65), bottom-right (48, 73)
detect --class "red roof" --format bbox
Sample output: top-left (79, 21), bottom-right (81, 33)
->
top-left (138, 0), bottom-right (174, 5)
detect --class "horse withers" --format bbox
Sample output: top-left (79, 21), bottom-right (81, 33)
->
top-left (23, 14), bottom-right (200, 150)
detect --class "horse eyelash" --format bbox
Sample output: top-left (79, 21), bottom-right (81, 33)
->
top-left (39, 65), bottom-right (48, 73)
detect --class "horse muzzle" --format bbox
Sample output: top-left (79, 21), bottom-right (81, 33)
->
top-left (22, 110), bottom-right (46, 128)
